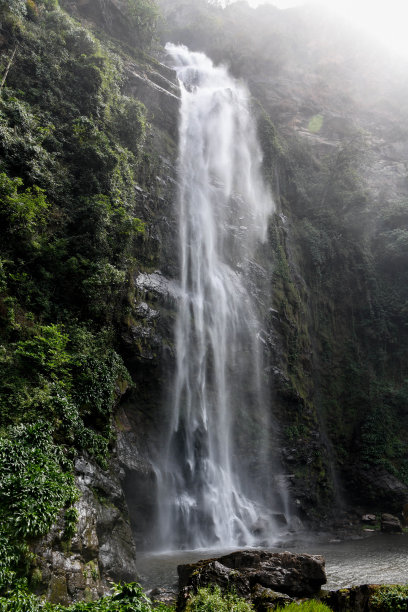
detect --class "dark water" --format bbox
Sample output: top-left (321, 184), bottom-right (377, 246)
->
top-left (137, 534), bottom-right (408, 591)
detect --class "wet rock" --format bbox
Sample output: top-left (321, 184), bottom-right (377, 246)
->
top-left (252, 583), bottom-right (294, 611)
top-left (322, 584), bottom-right (380, 612)
top-left (380, 513), bottom-right (402, 533)
top-left (135, 271), bottom-right (180, 306)
top-left (345, 465), bottom-right (408, 513)
top-left (148, 586), bottom-right (178, 608)
top-left (125, 65), bottom-right (180, 138)
top-left (178, 558), bottom-right (251, 600)
top-left (361, 514), bottom-right (376, 525)
top-left (75, 457), bottom-right (138, 583)
top-left (32, 452), bottom-right (138, 604)
top-left (251, 516), bottom-right (271, 536)
top-left (177, 549), bottom-right (326, 609)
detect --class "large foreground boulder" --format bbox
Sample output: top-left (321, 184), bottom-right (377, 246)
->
top-left (177, 550), bottom-right (326, 610)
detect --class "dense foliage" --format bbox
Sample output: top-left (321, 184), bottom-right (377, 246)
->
top-left (1, 0), bottom-right (408, 605)
top-left (0, 582), bottom-right (173, 611)
top-left (0, 0), bottom-right (156, 596)
top-left (276, 603), bottom-right (332, 612)
top-left (185, 587), bottom-right (253, 612)
top-left (370, 585), bottom-right (408, 611)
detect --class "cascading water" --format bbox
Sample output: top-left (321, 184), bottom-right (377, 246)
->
top-left (155, 43), bottom-right (288, 550)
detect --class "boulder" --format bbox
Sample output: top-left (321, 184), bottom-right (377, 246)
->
top-left (380, 513), bottom-right (403, 533)
top-left (322, 585), bottom-right (379, 612)
top-left (148, 586), bottom-right (178, 608)
top-left (361, 514), bottom-right (376, 525)
top-left (252, 583), bottom-right (294, 611)
top-left (177, 549), bottom-right (326, 609)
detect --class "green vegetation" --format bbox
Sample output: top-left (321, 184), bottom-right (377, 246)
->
top-left (307, 114), bottom-right (324, 134)
top-left (0, 0), bottom-right (157, 597)
top-left (126, 0), bottom-right (159, 47)
top-left (276, 602), bottom-right (332, 611)
top-left (271, 127), bottom-right (408, 504)
top-left (0, 582), bottom-right (174, 611)
top-left (370, 585), bottom-right (408, 611)
top-left (185, 586), bottom-right (253, 612)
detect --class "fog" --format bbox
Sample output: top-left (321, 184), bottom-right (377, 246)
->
top-left (225, 0), bottom-right (408, 58)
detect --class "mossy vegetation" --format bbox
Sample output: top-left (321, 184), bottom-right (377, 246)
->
top-left (276, 602), bottom-right (332, 612)
top-left (252, 71), bottom-right (408, 511)
top-left (0, 0), bottom-right (160, 598)
top-left (370, 585), bottom-right (408, 611)
top-left (0, 581), bottom-right (174, 610)
top-left (185, 586), bottom-right (254, 612)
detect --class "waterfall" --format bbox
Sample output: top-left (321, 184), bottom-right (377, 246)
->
top-left (155, 43), bottom-right (287, 550)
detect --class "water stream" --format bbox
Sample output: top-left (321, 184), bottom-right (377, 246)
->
top-left (154, 44), bottom-right (287, 550)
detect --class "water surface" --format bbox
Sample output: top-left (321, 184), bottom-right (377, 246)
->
top-left (137, 534), bottom-right (408, 591)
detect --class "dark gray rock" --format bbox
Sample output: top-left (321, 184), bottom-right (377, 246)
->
top-left (177, 549), bottom-right (326, 610)
top-left (252, 583), bottom-right (294, 611)
top-left (361, 514), bottom-right (377, 525)
top-left (32, 452), bottom-right (138, 604)
top-left (148, 586), bottom-right (178, 608)
top-left (322, 585), bottom-right (380, 612)
top-left (381, 513), bottom-right (403, 533)
top-left (125, 64), bottom-right (180, 138)
top-left (344, 465), bottom-right (408, 514)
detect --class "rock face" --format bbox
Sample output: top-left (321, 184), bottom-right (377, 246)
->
top-left (322, 585), bottom-right (381, 612)
top-left (362, 514), bottom-right (376, 525)
top-left (32, 453), bottom-right (138, 604)
top-left (380, 513), bottom-right (403, 533)
top-left (346, 465), bottom-right (408, 514)
top-left (156, 0), bottom-right (408, 528)
top-left (177, 550), bottom-right (326, 610)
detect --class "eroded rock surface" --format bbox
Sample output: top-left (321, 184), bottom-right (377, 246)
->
top-left (177, 550), bottom-right (326, 610)
top-left (32, 453), bottom-right (138, 604)
top-left (380, 513), bottom-right (403, 534)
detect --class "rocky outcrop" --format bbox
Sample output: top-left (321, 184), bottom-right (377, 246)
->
top-left (60, 0), bottom-right (153, 47)
top-left (380, 513), bottom-right (403, 534)
top-left (32, 453), bottom-right (138, 604)
top-left (177, 550), bottom-right (326, 610)
top-left (252, 584), bottom-right (294, 611)
top-left (322, 585), bottom-right (377, 612)
top-left (346, 465), bottom-right (408, 514)
top-left (321, 584), bottom-right (408, 612)
top-left (125, 62), bottom-right (180, 139)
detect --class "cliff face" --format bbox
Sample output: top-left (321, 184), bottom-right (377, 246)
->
top-left (1, 0), bottom-right (408, 604)
top-left (0, 0), bottom-right (179, 601)
top-left (155, 0), bottom-right (408, 522)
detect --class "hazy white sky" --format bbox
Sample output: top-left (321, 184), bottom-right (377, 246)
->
top-left (245, 0), bottom-right (408, 58)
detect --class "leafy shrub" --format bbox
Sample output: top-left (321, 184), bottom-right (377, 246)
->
top-left (15, 324), bottom-right (71, 381)
top-left (0, 0), bottom-right (153, 596)
top-left (0, 0), bottom-right (26, 17)
top-left (185, 586), bottom-right (253, 612)
top-left (0, 422), bottom-right (77, 591)
top-left (62, 507), bottom-right (79, 541)
top-left (275, 601), bottom-right (333, 611)
top-left (0, 172), bottom-right (49, 241)
top-left (370, 585), bottom-right (408, 611)
top-left (0, 422), bottom-right (76, 539)
top-left (111, 97), bottom-right (147, 156)
top-left (0, 582), bottom-right (174, 611)
top-left (125, 0), bottom-right (159, 47)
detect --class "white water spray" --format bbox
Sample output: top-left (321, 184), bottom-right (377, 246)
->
top-left (156, 44), bottom-right (287, 550)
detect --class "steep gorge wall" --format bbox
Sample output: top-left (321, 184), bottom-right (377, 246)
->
top-left (156, 0), bottom-right (408, 523)
top-left (0, 0), bottom-right (180, 601)
top-left (1, 0), bottom-right (408, 603)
